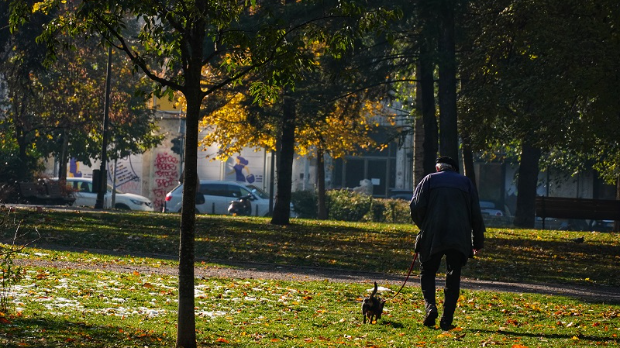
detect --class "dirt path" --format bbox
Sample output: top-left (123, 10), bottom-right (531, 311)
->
top-left (16, 256), bottom-right (620, 304)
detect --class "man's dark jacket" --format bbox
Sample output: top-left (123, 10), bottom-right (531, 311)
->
top-left (410, 169), bottom-right (485, 263)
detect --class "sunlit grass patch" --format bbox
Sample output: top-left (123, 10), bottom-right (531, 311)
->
top-left (2, 265), bottom-right (618, 347)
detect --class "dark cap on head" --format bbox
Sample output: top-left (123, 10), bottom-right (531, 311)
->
top-left (436, 156), bottom-right (458, 172)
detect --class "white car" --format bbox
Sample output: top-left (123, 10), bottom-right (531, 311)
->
top-left (62, 177), bottom-right (154, 211)
top-left (480, 200), bottom-right (504, 217)
top-left (164, 180), bottom-right (287, 217)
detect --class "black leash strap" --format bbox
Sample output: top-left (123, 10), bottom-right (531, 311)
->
top-left (389, 252), bottom-right (418, 301)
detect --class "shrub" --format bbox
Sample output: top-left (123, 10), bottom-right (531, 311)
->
top-left (290, 190), bottom-right (318, 219)
top-left (291, 190), bottom-right (413, 223)
top-left (325, 190), bottom-right (372, 222)
top-left (368, 198), bottom-right (412, 224)
top-left (368, 199), bottom-right (387, 222)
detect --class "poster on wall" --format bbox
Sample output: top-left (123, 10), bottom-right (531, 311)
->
top-left (67, 157), bottom-right (143, 196)
top-left (68, 158), bottom-right (84, 177)
top-left (223, 152), bottom-right (264, 184)
top-left (107, 157), bottom-right (140, 186)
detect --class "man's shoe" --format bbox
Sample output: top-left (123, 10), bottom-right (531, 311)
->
top-left (439, 318), bottom-right (455, 331)
top-left (423, 306), bottom-right (438, 327)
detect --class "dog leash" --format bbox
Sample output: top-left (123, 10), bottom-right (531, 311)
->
top-left (388, 252), bottom-right (418, 301)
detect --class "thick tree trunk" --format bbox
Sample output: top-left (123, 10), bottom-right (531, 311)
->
top-left (316, 147), bottom-right (328, 220)
top-left (615, 178), bottom-right (620, 232)
top-left (419, 42), bottom-right (437, 177)
top-left (271, 96), bottom-right (295, 225)
top-left (513, 140), bottom-right (542, 228)
top-left (176, 6), bottom-right (208, 344)
top-left (413, 58), bottom-right (426, 186)
top-left (176, 93), bottom-right (199, 348)
top-left (412, 115), bottom-right (426, 187)
top-left (462, 133), bottom-right (476, 187)
top-left (438, 0), bottom-right (458, 161)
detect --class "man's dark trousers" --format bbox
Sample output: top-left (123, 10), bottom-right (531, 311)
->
top-left (420, 249), bottom-right (465, 323)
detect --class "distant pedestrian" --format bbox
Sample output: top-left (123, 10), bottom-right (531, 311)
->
top-left (409, 156), bottom-right (485, 331)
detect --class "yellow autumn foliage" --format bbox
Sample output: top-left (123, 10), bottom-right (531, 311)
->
top-left (177, 88), bottom-right (391, 161)
top-left (175, 62), bottom-right (393, 162)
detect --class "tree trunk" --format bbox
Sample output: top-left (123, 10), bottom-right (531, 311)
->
top-left (316, 147), bottom-right (327, 220)
top-left (176, 5), bottom-right (208, 344)
top-left (513, 140), bottom-right (542, 228)
top-left (462, 133), bottom-right (476, 187)
top-left (271, 96), bottom-right (295, 225)
top-left (615, 178), bottom-right (620, 232)
top-left (413, 59), bottom-right (426, 186)
top-left (14, 99), bottom-right (32, 181)
top-left (412, 114), bottom-right (425, 187)
top-left (438, 0), bottom-right (458, 161)
top-left (176, 92), bottom-right (199, 348)
top-left (419, 39), bottom-right (438, 177)
top-left (58, 129), bottom-right (69, 181)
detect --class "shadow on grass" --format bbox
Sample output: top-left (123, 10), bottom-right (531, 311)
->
top-left (475, 328), bottom-right (619, 345)
top-left (9, 210), bottom-right (416, 274)
top-left (6, 210), bottom-right (620, 302)
top-left (0, 316), bottom-right (173, 348)
top-left (466, 236), bottom-right (620, 287)
top-left (380, 320), bottom-right (405, 328)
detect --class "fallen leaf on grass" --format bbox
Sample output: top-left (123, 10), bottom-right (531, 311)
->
top-left (506, 319), bottom-right (519, 326)
top-left (454, 333), bottom-right (466, 340)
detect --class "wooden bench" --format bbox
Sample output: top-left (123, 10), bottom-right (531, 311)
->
top-left (535, 196), bottom-right (620, 231)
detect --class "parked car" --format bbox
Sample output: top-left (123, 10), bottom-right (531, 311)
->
top-left (163, 180), bottom-right (291, 217)
top-left (389, 189), bottom-right (413, 201)
top-left (60, 177), bottom-right (154, 211)
top-left (479, 200), bottom-right (504, 216)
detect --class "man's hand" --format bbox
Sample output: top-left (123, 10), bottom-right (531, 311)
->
top-left (472, 249), bottom-right (480, 256)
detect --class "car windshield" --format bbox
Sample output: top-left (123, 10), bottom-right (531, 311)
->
top-left (67, 180), bottom-right (125, 194)
top-left (108, 184), bottom-right (125, 194)
top-left (246, 185), bottom-right (268, 199)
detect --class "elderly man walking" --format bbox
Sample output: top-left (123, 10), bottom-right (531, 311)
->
top-left (409, 156), bottom-right (485, 331)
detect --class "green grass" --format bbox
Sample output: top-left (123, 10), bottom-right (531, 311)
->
top-left (2, 268), bottom-right (618, 347)
top-left (6, 209), bottom-right (619, 287)
top-left (1, 208), bottom-right (619, 347)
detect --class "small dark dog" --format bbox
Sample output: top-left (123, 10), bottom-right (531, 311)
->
top-left (362, 282), bottom-right (386, 324)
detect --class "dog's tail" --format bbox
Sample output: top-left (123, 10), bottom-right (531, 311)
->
top-left (371, 281), bottom-right (378, 298)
